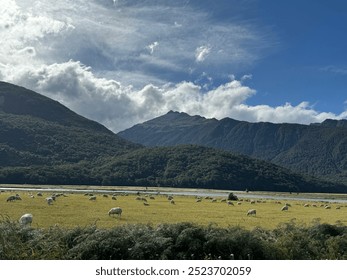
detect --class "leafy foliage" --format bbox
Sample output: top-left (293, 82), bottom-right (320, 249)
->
top-left (1, 219), bottom-right (347, 260)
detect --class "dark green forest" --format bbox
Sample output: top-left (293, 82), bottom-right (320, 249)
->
top-left (1, 219), bottom-right (346, 260)
top-left (0, 145), bottom-right (345, 193)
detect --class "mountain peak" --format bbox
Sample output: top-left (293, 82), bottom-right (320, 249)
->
top-left (118, 110), bottom-right (347, 186)
top-left (0, 82), bottom-right (140, 167)
top-left (0, 81), bottom-right (110, 133)
top-left (321, 119), bottom-right (347, 128)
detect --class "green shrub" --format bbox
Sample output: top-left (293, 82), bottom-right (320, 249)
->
top-left (1, 218), bottom-right (347, 260)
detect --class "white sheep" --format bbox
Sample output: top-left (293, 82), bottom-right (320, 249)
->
top-left (19, 213), bottom-right (33, 226)
top-left (108, 207), bottom-right (122, 217)
top-left (281, 205), bottom-right (289, 211)
top-left (247, 209), bottom-right (256, 216)
top-left (89, 196), bottom-right (97, 201)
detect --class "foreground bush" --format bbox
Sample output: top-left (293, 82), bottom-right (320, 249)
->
top-left (0, 218), bottom-right (346, 260)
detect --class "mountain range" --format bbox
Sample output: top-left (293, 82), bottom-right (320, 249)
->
top-left (118, 111), bottom-right (347, 185)
top-left (1, 81), bottom-right (346, 193)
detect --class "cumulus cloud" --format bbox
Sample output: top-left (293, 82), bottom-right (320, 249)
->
top-left (6, 59), bottom-right (347, 132)
top-left (0, 0), bottom-right (346, 133)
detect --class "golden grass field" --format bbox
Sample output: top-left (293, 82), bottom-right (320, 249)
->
top-left (1, 187), bottom-right (347, 230)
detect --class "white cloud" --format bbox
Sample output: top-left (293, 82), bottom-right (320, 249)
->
top-left (147, 41), bottom-right (159, 54)
top-left (320, 65), bottom-right (347, 76)
top-left (0, 0), bottom-right (346, 133)
top-left (195, 46), bottom-right (211, 62)
top-left (6, 59), bottom-right (346, 132)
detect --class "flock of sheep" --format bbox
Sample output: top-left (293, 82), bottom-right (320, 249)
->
top-left (2, 191), bottom-right (124, 227)
top-left (1, 190), bottom-right (345, 227)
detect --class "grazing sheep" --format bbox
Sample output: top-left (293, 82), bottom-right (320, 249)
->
top-left (143, 202), bottom-right (150, 206)
top-left (250, 200), bottom-right (256, 204)
top-left (336, 206), bottom-right (341, 210)
top-left (211, 199), bottom-right (217, 203)
top-left (304, 203), bottom-right (309, 207)
top-left (237, 202), bottom-right (242, 205)
top-left (103, 194), bottom-right (109, 198)
top-left (89, 196), bottom-right (97, 201)
top-left (149, 196), bottom-right (155, 200)
top-left (112, 196), bottom-right (117, 200)
top-left (220, 199), bottom-right (226, 202)
top-left (37, 192), bottom-right (43, 197)
top-left (6, 195), bottom-right (18, 202)
top-left (247, 209), bottom-right (256, 216)
top-left (108, 207), bottom-right (122, 217)
top-left (281, 205), bottom-right (289, 211)
top-left (19, 213), bottom-right (33, 226)
top-left (170, 200), bottom-right (175, 204)
top-left (227, 201), bottom-right (234, 206)
top-left (284, 203), bottom-right (291, 207)
top-left (167, 195), bottom-right (174, 201)
top-left (196, 199), bottom-right (202, 202)
top-left (325, 205), bottom-right (331, 209)
top-left (46, 197), bottom-right (54, 205)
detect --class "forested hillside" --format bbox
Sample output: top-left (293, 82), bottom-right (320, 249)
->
top-left (118, 111), bottom-right (347, 184)
top-left (0, 81), bottom-right (141, 167)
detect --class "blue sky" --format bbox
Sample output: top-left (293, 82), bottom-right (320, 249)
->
top-left (1, 0), bottom-right (346, 132)
top-left (249, 0), bottom-right (347, 113)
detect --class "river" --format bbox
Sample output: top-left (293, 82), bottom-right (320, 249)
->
top-left (1, 184), bottom-right (347, 204)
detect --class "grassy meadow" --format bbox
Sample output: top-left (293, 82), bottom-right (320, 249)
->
top-left (1, 187), bottom-right (347, 230)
